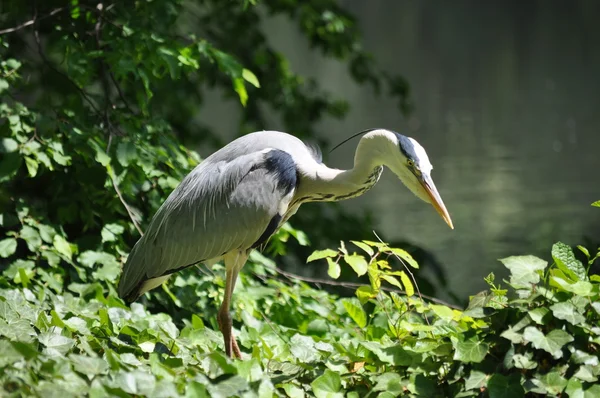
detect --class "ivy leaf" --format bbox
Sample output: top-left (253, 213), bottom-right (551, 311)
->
top-left (307, 249), bottom-right (338, 262)
top-left (0, 238), bottom-right (17, 258)
top-left (549, 302), bottom-right (585, 325)
top-left (101, 224), bottom-right (125, 243)
top-left (343, 254), bottom-right (368, 276)
top-left (69, 354), bottom-right (109, 379)
top-left (499, 255), bottom-right (547, 286)
top-left (552, 242), bottom-right (586, 281)
top-left (289, 334), bottom-right (319, 363)
top-left (452, 337), bottom-right (489, 363)
top-left (523, 327), bottom-right (573, 358)
top-left (311, 370), bottom-right (343, 398)
top-left (487, 374), bottom-right (524, 398)
top-left (464, 370), bottom-right (487, 390)
top-left (343, 299), bottom-right (367, 328)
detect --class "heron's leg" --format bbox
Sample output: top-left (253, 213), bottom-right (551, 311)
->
top-left (217, 252), bottom-right (247, 359)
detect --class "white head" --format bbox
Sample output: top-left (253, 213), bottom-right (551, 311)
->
top-left (358, 129), bottom-right (453, 229)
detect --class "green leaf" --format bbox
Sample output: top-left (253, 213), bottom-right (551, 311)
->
top-left (242, 68), bottom-right (260, 88)
top-left (233, 78), bottom-right (248, 106)
top-left (101, 223), bottom-right (125, 243)
top-left (307, 249), bottom-right (338, 262)
top-left (355, 285), bottom-right (376, 305)
top-left (24, 156), bottom-right (38, 177)
top-left (343, 254), bottom-right (368, 276)
top-left (326, 258), bottom-right (340, 279)
top-left (289, 334), bottom-right (319, 363)
top-left (69, 354), bottom-right (109, 378)
top-left (0, 137), bottom-right (19, 153)
top-left (389, 248), bottom-right (419, 269)
top-left (592, 200), bottom-right (600, 207)
top-left (522, 327), bottom-right (573, 358)
top-left (549, 302), bottom-right (585, 325)
top-left (116, 141), bottom-right (137, 167)
top-left (53, 234), bottom-right (72, 260)
top-left (452, 337), bottom-right (489, 363)
top-left (398, 271), bottom-right (414, 296)
top-left (487, 374), bottom-right (524, 398)
top-left (0, 238), bottom-right (17, 258)
top-left (430, 304), bottom-right (455, 322)
top-left (464, 370), bottom-right (487, 390)
top-left (528, 307), bottom-right (550, 324)
top-left (311, 370), bottom-right (343, 398)
top-left (552, 242), bottom-right (586, 281)
top-left (350, 240), bottom-right (374, 256)
top-left (540, 371), bottom-right (568, 395)
top-left (20, 225), bottom-right (42, 251)
top-left (343, 299), bottom-right (367, 328)
top-left (499, 255), bottom-right (547, 286)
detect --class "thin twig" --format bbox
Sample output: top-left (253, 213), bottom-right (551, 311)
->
top-left (269, 265), bottom-right (462, 310)
top-left (0, 7), bottom-right (66, 35)
top-left (109, 170), bottom-right (144, 236)
top-left (108, 69), bottom-right (136, 115)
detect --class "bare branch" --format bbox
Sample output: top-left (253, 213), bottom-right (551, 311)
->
top-left (0, 7), bottom-right (66, 35)
top-left (268, 265), bottom-right (462, 310)
top-left (109, 170), bottom-right (144, 236)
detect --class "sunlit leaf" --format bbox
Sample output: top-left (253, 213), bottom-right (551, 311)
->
top-left (307, 249), bottom-right (338, 262)
top-left (326, 258), bottom-right (340, 279)
top-left (499, 255), bottom-right (547, 286)
top-left (0, 238), bottom-right (17, 258)
top-left (343, 299), bottom-right (367, 328)
top-left (343, 254), bottom-right (368, 276)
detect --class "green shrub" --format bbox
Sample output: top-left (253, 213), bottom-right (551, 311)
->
top-left (1, 237), bottom-right (598, 397)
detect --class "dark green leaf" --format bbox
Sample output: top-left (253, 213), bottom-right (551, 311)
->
top-left (487, 374), bottom-right (524, 398)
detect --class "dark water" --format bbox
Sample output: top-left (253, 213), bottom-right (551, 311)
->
top-left (204, 1), bottom-right (600, 301)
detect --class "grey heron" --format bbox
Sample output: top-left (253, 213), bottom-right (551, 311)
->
top-left (118, 129), bottom-right (453, 358)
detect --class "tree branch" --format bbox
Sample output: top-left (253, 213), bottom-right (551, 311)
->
top-left (109, 170), bottom-right (144, 236)
top-left (268, 265), bottom-right (462, 310)
top-left (0, 7), bottom-right (66, 35)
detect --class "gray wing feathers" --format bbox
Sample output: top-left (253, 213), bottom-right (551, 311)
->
top-left (118, 149), bottom-right (289, 299)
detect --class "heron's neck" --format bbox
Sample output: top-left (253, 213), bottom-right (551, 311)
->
top-left (296, 133), bottom-right (391, 202)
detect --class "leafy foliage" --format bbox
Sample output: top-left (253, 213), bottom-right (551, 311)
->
top-left (1, 237), bottom-right (600, 396)
top-left (2, 1), bottom-right (600, 396)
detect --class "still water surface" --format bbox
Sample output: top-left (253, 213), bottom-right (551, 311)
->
top-left (204, 1), bottom-right (600, 301)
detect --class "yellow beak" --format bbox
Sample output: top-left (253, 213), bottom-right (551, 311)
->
top-left (419, 174), bottom-right (454, 229)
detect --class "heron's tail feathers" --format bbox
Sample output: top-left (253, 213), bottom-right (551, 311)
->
top-left (118, 235), bottom-right (163, 303)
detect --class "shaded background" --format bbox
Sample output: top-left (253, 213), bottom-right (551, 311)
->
top-left (201, 0), bottom-right (600, 301)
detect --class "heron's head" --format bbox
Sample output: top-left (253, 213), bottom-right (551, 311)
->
top-left (362, 129), bottom-right (453, 229)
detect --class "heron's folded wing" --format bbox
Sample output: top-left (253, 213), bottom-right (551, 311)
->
top-left (118, 149), bottom-right (295, 299)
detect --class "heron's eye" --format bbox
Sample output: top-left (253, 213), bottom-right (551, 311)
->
top-left (407, 159), bottom-right (415, 168)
